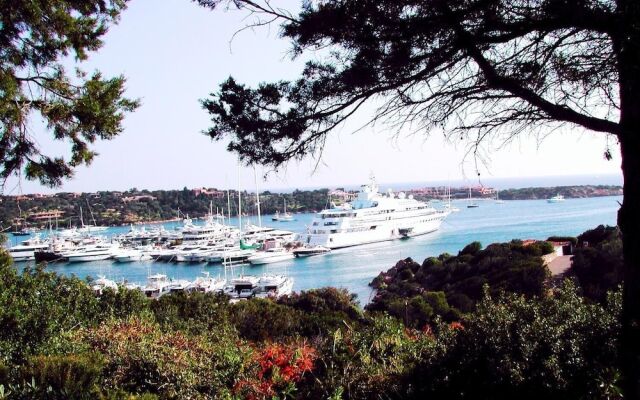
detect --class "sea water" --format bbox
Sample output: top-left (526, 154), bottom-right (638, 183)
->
top-left (7, 196), bottom-right (622, 304)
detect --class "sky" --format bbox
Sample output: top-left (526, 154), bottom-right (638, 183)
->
top-left (6, 0), bottom-right (623, 195)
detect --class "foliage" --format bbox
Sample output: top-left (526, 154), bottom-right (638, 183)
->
top-left (12, 353), bottom-right (104, 399)
top-left (405, 281), bottom-right (622, 400)
top-left (0, 224), bottom-right (626, 398)
top-left (0, 188), bottom-right (331, 228)
top-left (570, 225), bottom-right (623, 302)
top-left (368, 239), bottom-right (551, 327)
top-left (0, 0), bottom-right (139, 186)
top-left (546, 235), bottom-right (578, 246)
top-left (74, 318), bottom-right (246, 398)
top-left (0, 258), bottom-right (101, 365)
top-left (199, 0), bottom-right (621, 169)
top-left (234, 342), bottom-right (316, 399)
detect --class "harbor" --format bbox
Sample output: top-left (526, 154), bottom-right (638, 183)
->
top-left (6, 194), bottom-right (621, 303)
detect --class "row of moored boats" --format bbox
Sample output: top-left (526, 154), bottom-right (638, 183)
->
top-left (92, 271), bottom-right (294, 300)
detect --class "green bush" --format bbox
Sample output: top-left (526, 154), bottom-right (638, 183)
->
top-left (18, 353), bottom-right (103, 399)
top-left (406, 281), bottom-right (622, 400)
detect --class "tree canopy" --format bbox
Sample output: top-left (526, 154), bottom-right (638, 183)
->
top-left (200, 0), bottom-right (621, 168)
top-left (198, 0), bottom-right (640, 396)
top-left (0, 0), bottom-right (139, 187)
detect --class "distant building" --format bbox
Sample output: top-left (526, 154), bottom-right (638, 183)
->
top-left (27, 210), bottom-right (64, 221)
top-left (192, 187), bottom-right (225, 198)
top-left (330, 189), bottom-right (357, 201)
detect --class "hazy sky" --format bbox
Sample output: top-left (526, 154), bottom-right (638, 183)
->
top-left (7, 0), bottom-right (623, 195)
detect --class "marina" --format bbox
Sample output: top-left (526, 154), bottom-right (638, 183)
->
top-left (5, 195), bottom-right (620, 303)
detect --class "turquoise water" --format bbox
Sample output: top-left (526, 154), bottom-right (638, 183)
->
top-left (8, 196), bottom-right (622, 305)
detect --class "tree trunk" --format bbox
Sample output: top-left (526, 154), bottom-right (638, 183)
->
top-left (616, 0), bottom-right (640, 397)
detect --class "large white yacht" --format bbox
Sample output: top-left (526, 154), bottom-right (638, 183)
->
top-left (7, 235), bottom-right (49, 262)
top-left (304, 177), bottom-right (450, 249)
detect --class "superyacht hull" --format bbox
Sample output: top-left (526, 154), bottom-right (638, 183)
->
top-left (67, 253), bottom-right (114, 263)
top-left (306, 216), bottom-right (446, 249)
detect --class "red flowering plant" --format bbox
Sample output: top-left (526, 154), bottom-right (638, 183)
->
top-left (234, 342), bottom-right (316, 399)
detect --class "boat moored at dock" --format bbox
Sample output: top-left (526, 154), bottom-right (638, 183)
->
top-left (304, 176), bottom-right (449, 249)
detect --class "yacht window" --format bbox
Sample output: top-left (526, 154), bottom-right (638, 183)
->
top-left (330, 229), bottom-right (337, 234)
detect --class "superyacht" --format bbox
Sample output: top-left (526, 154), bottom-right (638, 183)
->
top-left (304, 177), bottom-right (450, 249)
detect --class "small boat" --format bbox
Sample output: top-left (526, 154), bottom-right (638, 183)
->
top-left (208, 248), bottom-right (256, 264)
top-left (91, 275), bottom-right (118, 295)
top-left (467, 187), bottom-right (479, 208)
top-left (186, 272), bottom-right (226, 293)
top-left (142, 274), bottom-right (172, 299)
top-left (167, 279), bottom-right (191, 293)
top-left (293, 245), bottom-right (331, 257)
top-left (443, 203), bottom-right (460, 212)
top-left (247, 248), bottom-right (295, 265)
top-left (226, 275), bottom-right (260, 299)
top-left (113, 249), bottom-right (152, 263)
top-left (272, 199), bottom-right (295, 222)
top-left (547, 194), bottom-right (565, 203)
top-left (11, 227), bottom-right (36, 236)
top-left (256, 274), bottom-right (294, 298)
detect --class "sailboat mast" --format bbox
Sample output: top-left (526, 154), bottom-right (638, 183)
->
top-left (237, 164), bottom-right (242, 233)
top-left (254, 166), bottom-right (262, 228)
top-left (227, 189), bottom-right (231, 223)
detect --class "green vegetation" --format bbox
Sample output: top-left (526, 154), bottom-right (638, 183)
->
top-left (0, 188), bottom-right (331, 228)
top-left (569, 225), bottom-right (623, 303)
top-left (1, 185), bottom-right (622, 229)
top-left (495, 185), bottom-right (622, 201)
top-left (0, 226), bottom-right (626, 398)
top-left (368, 240), bottom-right (552, 328)
top-left (0, 0), bottom-right (139, 187)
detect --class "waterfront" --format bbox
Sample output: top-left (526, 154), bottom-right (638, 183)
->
top-left (7, 196), bottom-right (621, 304)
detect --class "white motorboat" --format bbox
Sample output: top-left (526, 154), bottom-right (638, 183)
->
top-left (175, 246), bottom-right (215, 263)
top-left (142, 274), bottom-right (172, 299)
top-left (65, 242), bottom-right (120, 263)
top-left (256, 274), bottom-right (294, 298)
top-left (186, 272), bottom-right (226, 293)
top-left (242, 224), bottom-right (297, 243)
top-left (304, 176), bottom-right (450, 249)
top-left (167, 279), bottom-right (191, 293)
top-left (247, 248), bottom-right (295, 265)
top-left (90, 275), bottom-right (118, 295)
top-left (113, 249), bottom-right (152, 263)
top-left (226, 275), bottom-right (260, 299)
top-left (547, 194), bottom-right (565, 203)
top-left (293, 245), bottom-right (331, 257)
top-left (7, 235), bottom-right (49, 262)
top-left (207, 248), bottom-right (256, 264)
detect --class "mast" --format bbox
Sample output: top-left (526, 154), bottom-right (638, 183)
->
top-left (86, 198), bottom-right (98, 226)
top-left (237, 163), bottom-right (242, 233)
top-left (226, 189), bottom-right (231, 223)
top-left (253, 166), bottom-right (262, 228)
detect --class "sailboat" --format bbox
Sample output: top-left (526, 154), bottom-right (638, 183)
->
top-left (495, 190), bottom-right (505, 204)
top-left (443, 186), bottom-right (460, 212)
top-left (467, 187), bottom-right (479, 208)
top-left (272, 199), bottom-right (295, 221)
top-left (77, 202), bottom-right (109, 234)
